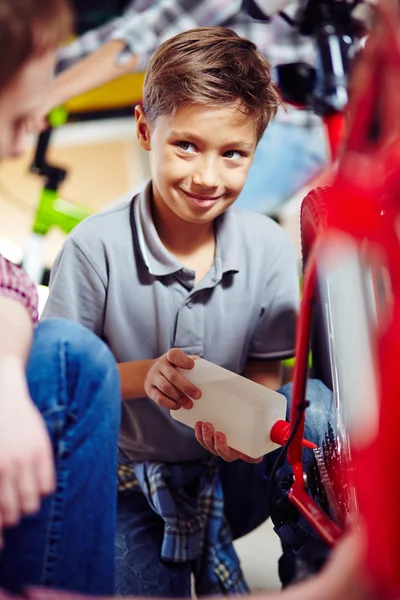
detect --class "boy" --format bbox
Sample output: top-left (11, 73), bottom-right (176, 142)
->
top-left (0, 0), bottom-right (121, 594)
top-left (43, 27), bottom-right (333, 596)
top-left (29, 0), bottom-right (327, 217)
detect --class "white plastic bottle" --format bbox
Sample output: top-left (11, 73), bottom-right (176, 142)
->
top-left (171, 358), bottom-right (287, 458)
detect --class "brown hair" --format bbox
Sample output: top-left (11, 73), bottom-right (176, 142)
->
top-left (0, 0), bottom-right (72, 91)
top-left (143, 27), bottom-right (283, 141)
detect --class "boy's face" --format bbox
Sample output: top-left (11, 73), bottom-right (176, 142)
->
top-left (136, 103), bottom-right (258, 225)
top-left (0, 51), bottom-right (56, 161)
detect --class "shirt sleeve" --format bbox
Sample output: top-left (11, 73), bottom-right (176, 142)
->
top-left (0, 254), bottom-right (38, 323)
top-left (247, 227), bottom-right (300, 361)
top-left (57, 0), bottom-right (242, 72)
top-left (41, 238), bottom-right (106, 338)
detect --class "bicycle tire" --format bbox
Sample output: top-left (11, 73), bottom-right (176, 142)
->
top-left (300, 186), bottom-right (330, 265)
top-left (300, 187), bottom-right (332, 389)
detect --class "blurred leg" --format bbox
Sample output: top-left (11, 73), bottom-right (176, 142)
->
top-left (236, 120), bottom-right (328, 215)
top-left (0, 319), bottom-right (121, 595)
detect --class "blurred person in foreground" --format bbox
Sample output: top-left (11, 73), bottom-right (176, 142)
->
top-left (0, 0), bottom-right (121, 594)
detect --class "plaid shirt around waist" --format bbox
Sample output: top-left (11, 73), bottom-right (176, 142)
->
top-left (118, 456), bottom-right (249, 596)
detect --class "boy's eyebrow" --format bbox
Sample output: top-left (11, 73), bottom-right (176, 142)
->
top-left (170, 130), bottom-right (255, 151)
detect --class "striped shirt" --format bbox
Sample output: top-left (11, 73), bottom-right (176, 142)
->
top-left (58, 0), bottom-right (316, 72)
top-left (57, 0), bottom-right (318, 125)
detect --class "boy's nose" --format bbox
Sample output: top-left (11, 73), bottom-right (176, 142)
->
top-left (193, 160), bottom-right (220, 189)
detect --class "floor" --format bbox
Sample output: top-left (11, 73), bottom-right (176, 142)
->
top-left (235, 520), bottom-right (281, 592)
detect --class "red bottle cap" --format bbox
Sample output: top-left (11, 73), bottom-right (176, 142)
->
top-left (270, 419), bottom-right (317, 450)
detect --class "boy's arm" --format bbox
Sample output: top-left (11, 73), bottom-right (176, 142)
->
top-left (242, 359), bottom-right (282, 391)
top-left (0, 259), bottom-right (54, 541)
top-left (36, 0), bottom-right (242, 119)
top-left (118, 360), bottom-right (155, 401)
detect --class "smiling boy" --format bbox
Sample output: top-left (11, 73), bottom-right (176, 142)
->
top-left (42, 27), bottom-right (333, 596)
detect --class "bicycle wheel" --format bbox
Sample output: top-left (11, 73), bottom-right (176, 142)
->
top-left (300, 187), bottom-right (332, 389)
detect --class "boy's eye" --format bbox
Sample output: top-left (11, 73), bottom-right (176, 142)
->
top-left (223, 150), bottom-right (244, 160)
top-left (176, 141), bottom-right (196, 153)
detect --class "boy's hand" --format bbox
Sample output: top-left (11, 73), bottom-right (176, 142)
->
top-left (144, 349), bottom-right (202, 410)
top-left (0, 358), bottom-right (55, 546)
top-left (195, 422), bottom-right (263, 464)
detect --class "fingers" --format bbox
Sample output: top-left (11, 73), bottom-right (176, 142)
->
top-left (195, 422), bottom-right (218, 455)
top-left (150, 372), bottom-right (194, 410)
top-left (215, 433), bottom-right (263, 463)
top-left (147, 350), bottom-right (202, 409)
top-left (195, 423), bottom-right (263, 463)
top-left (166, 349), bottom-right (196, 370)
top-left (0, 443), bottom-right (55, 529)
top-left (153, 372), bottom-right (191, 404)
top-left (0, 470), bottom-right (20, 526)
top-left (150, 386), bottom-right (192, 410)
top-left (18, 463), bottom-right (41, 515)
top-left (160, 364), bottom-right (201, 401)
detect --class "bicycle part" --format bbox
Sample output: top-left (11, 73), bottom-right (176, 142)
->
top-left (289, 2), bottom-right (400, 594)
top-left (273, 0), bottom-right (365, 115)
top-left (300, 187), bottom-right (332, 389)
top-left (24, 109), bottom-right (92, 283)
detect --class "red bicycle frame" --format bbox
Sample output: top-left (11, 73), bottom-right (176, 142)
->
top-left (286, 1), bottom-right (400, 596)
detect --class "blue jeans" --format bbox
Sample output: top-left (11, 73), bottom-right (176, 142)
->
top-left (0, 319), bottom-right (121, 595)
top-left (116, 379), bottom-right (334, 596)
top-left (236, 120), bottom-right (328, 215)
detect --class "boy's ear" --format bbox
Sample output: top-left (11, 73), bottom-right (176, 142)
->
top-left (135, 104), bottom-right (151, 151)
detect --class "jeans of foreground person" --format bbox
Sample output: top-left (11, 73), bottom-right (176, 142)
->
top-left (0, 319), bottom-right (121, 595)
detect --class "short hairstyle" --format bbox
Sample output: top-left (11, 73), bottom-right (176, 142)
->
top-left (142, 27), bottom-right (283, 141)
top-left (0, 0), bottom-right (72, 91)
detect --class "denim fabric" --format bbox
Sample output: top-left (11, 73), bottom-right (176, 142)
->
top-left (116, 379), bottom-right (334, 596)
top-left (116, 487), bottom-right (193, 597)
top-left (0, 319), bottom-right (121, 595)
top-left (236, 121), bottom-right (328, 215)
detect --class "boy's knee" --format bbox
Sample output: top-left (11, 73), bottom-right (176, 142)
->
top-left (35, 318), bottom-right (114, 368)
top-left (304, 379), bottom-right (334, 425)
top-left (278, 379), bottom-right (334, 449)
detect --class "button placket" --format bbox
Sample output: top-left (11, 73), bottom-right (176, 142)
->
top-left (173, 294), bottom-right (203, 354)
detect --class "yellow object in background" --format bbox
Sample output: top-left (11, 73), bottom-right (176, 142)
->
top-left (65, 72), bottom-right (145, 113)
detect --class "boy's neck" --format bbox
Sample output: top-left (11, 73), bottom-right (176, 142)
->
top-left (151, 190), bottom-right (215, 259)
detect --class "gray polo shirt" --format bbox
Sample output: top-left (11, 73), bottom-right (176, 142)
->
top-left (42, 181), bottom-right (299, 462)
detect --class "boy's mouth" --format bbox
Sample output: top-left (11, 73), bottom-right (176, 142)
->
top-left (180, 189), bottom-right (222, 208)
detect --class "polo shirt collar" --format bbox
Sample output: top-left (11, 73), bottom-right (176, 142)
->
top-left (133, 180), bottom-right (241, 277)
